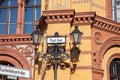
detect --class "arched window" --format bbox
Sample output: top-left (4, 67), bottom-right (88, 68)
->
top-left (0, 0), bottom-right (41, 34)
top-left (24, 0), bottom-right (41, 34)
top-left (0, 0), bottom-right (17, 34)
top-left (110, 58), bottom-right (120, 80)
top-left (112, 0), bottom-right (120, 22)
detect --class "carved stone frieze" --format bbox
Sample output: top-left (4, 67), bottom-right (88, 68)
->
top-left (19, 46), bottom-right (34, 56)
top-left (0, 45), bottom-right (35, 79)
top-left (1, 45), bottom-right (34, 64)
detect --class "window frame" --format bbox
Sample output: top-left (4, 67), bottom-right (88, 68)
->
top-left (106, 0), bottom-right (120, 22)
top-left (0, 0), bottom-right (18, 34)
top-left (24, 0), bottom-right (41, 34)
top-left (110, 59), bottom-right (120, 80)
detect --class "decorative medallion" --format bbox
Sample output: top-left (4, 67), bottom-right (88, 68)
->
top-left (94, 32), bottom-right (102, 45)
top-left (50, 0), bottom-right (69, 9)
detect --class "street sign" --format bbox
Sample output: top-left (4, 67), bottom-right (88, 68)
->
top-left (47, 36), bottom-right (66, 44)
top-left (0, 65), bottom-right (30, 78)
top-left (7, 75), bottom-right (17, 80)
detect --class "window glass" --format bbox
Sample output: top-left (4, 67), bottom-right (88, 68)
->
top-left (25, 8), bottom-right (34, 22)
top-left (0, 0), bottom-right (17, 34)
top-left (10, 0), bottom-right (17, 6)
top-left (9, 24), bottom-right (16, 34)
top-left (112, 0), bottom-right (120, 22)
top-left (117, 2), bottom-right (120, 22)
top-left (36, 0), bottom-right (41, 5)
top-left (0, 24), bottom-right (6, 34)
top-left (0, 9), bottom-right (7, 22)
top-left (27, 0), bottom-right (34, 5)
top-left (0, 0), bottom-right (41, 34)
top-left (1, 0), bottom-right (8, 6)
top-left (24, 23), bottom-right (33, 34)
top-left (24, 0), bottom-right (41, 34)
top-left (36, 8), bottom-right (41, 20)
top-left (10, 8), bottom-right (17, 22)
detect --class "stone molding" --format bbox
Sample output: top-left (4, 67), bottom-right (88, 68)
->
top-left (73, 11), bottom-right (95, 25)
top-left (99, 36), bottom-right (120, 58)
top-left (42, 9), bottom-right (75, 24)
top-left (92, 67), bottom-right (104, 80)
top-left (0, 34), bottom-right (32, 45)
top-left (92, 67), bottom-right (104, 74)
top-left (40, 9), bottom-right (95, 25)
top-left (93, 15), bottom-right (120, 35)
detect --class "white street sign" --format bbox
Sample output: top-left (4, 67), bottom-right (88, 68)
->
top-left (0, 65), bottom-right (30, 78)
top-left (7, 75), bottom-right (17, 80)
top-left (47, 37), bottom-right (66, 44)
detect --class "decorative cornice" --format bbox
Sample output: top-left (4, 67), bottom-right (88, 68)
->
top-left (42, 9), bottom-right (75, 24)
top-left (73, 11), bottom-right (95, 25)
top-left (93, 15), bottom-right (120, 35)
top-left (37, 9), bottom-right (120, 35)
top-left (0, 34), bottom-right (32, 45)
top-left (37, 10), bottom-right (96, 32)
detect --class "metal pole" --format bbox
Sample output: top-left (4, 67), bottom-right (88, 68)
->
top-left (54, 58), bottom-right (58, 80)
top-left (54, 44), bottom-right (58, 80)
top-left (53, 32), bottom-right (59, 80)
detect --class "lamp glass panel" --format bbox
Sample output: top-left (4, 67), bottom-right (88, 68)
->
top-left (78, 33), bottom-right (82, 42)
top-left (74, 33), bottom-right (79, 42)
top-left (33, 33), bottom-right (39, 44)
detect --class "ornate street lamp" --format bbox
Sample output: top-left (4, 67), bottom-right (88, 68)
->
top-left (32, 29), bottom-right (43, 62)
top-left (70, 25), bottom-right (83, 73)
top-left (31, 26), bottom-right (83, 80)
top-left (32, 29), bottom-right (43, 46)
top-left (70, 25), bottom-right (83, 44)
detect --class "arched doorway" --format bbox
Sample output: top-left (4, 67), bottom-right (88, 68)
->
top-left (0, 61), bottom-right (18, 80)
top-left (0, 47), bottom-right (31, 80)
